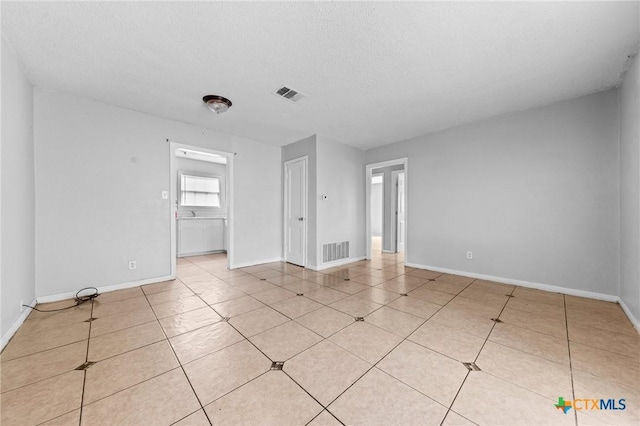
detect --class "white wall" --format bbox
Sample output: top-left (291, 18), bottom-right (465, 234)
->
top-left (316, 135), bottom-right (366, 266)
top-left (365, 90), bottom-right (620, 296)
top-left (1, 37), bottom-right (36, 341)
top-left (370, 181), bottom-right (383, 236)
top-left (619, 53), bottom-right (640, 324)
top-left (34, 89), bottom-right (281, 297)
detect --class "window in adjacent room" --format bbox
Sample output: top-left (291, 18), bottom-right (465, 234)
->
top-left (179, 172), bottom-right (221, 208)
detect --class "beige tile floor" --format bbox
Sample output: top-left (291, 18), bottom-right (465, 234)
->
top-left (2, 238), bottom-right (639, 425)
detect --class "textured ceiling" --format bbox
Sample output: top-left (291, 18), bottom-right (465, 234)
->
top-left (2, 1), bottom-right (638, 149)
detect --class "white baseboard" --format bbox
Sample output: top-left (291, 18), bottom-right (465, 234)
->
top-left (36, 275), bottom-right (176, 304)
top-left (405, 263), bottom-right (620, 302)
top-left (2, 276), bottom-right (176, 351)
top-left (231, 257), bottom-right (283, 270)
top-left (1, 297), bottom-right (37, 351)
top-left (382, 250), bottom-right (395, 254)
top-left (307, 256), bottom-right (366, 271)
top-left (618, 298), bottom-right (640, 334)
top-left (406, 263), bottom-right (640, 332)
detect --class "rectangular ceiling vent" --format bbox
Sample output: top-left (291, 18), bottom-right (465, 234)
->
top-left (273, 86), bottom-right (305, 103)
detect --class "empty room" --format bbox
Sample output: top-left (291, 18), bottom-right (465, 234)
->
top-left (1, 1), bottom-right (639, 425)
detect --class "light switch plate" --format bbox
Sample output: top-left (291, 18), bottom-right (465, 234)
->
top-left (161, 191), bottom-right (169, 199)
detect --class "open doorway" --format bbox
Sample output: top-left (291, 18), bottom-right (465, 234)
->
top-left (365, 158), bottom-right (408, 261)
top-left (169, 142), bottom-right (234, 277)
top-left (370, 173), bottom-right (384, 258)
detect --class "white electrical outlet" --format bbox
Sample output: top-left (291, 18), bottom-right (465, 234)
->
top-left (20, 299), bottom-right (25, 312)
top-left (129, 260), bottom-right (137, 270)
top-left (161, 190), bottom-right (169, 199)
top-left (466, 251), bottom-right (473, 260)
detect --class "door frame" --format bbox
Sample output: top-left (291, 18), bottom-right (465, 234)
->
top-left (365, 157), bottom-right (408, 261)
top-left (169, 141), bottom-right (235, 277)
top-left (283, 156), bottom-right (308, 267)
top-left (391, 170), bottom-right (406, 253)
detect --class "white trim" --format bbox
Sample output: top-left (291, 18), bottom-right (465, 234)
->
top-left (169, 141), bottom-right (235, 272)
top-left (1, 298), bottom-right (37, 351)
top-left (391, 170), bottom-right (406, 254)
top-left (390, 170), bottom-right (399, 253)
top-left (307, 256), bottom-right (366, 271)
top-left (283, 156), bottom-right (308, 267)
top-left (367, 158), bottom-right (409, 170)
top-left (36, 275), bottom-right (176, 304)
top-left (409, 262), bottom-right (640, 334)
top-left (382, 250), bottom-right (395, 254)
top-left (232, 257), bottom-right (284, 269)
top-left (618, 298), bottom-right (640, 334)
top-left (1, 274), bottom-right (176, 350)
top-left (406, 262), bottom-right (623, 300)
top-left (365, 158), bottom-right (408, 260)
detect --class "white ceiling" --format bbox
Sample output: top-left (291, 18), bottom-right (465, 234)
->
top-left (2, 1), bottom-right (638, 149)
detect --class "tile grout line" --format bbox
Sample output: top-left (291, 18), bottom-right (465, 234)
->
top-left (563, 294), bottom-right (579, 426)
top-left (438, 281), bottom-right (516, 426)
top-left (280, 368), bottom-right (346, 425)
top-left (168, 408), bottom-right (208, 425)
top-left (179, 256), bottom-right (415, 423)
top-left (161, 262), bottom-right (330, 418)
top-left (182, 274), bottom-right (295, 364)
top-left (87, 266), bottom-right (576, 417)
top-left (1, 308), bottom-right (93, 362)
top-left (2, 256), bottom-right (412, 422)
top-left (308, 272), bottom-right (480, 416)
top-left (477, 338), bottom-right (569, 368)
top-left (19, 254), bottom-right (609, 425)
top-left (72, 365), bottom-right (186, 410)
top-left (77, 298), bottom-right (96, 425)
top-left (140, 288), bottom-right (215, 426)
top-left (304, 409), bottom-right (345, 426)
top-left (0, 336), bottom-right (89, 364)
top-left (471, 297), bottom-right (636, 358)
top-left (190, 265), bottom-right (380, 342)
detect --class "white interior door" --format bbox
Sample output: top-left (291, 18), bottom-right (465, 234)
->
top-left (284, 157), bottom-right (307, 266)
top-left (393, 171), bottom-right (406, 253)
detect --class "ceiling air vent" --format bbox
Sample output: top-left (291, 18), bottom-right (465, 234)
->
top-left (273, 86), bottom-right (305, 103)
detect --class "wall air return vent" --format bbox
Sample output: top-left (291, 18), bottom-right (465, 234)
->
top-left (273, 86), bottom-right (306, 103)
top-left (323, 241), bottom-right (349, 263)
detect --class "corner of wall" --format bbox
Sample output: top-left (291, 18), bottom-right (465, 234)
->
top-left (1, 34), bottom-right (37, 348)
top-left (618, 51), bottom-right (640, 326)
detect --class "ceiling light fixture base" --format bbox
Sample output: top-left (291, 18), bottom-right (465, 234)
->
top-left (203, 95), bottom-right (232, 114)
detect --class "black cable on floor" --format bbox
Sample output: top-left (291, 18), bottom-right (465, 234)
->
top-left (21, 287), bottom-right (100, 312)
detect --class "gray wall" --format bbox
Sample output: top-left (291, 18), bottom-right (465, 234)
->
top-left (1, 37), bottom-right (36, 341)
top-left (372, 164), bottom-right (405, 252)
top-left (620, 53), bottom-right (640, 324)
top-left (34, 89), bottom-right (282, 297)
top-left (366, 90), bottom-right (620, 296)
top-left (317, 135), bottom-right (366, 266)
top-left (371, 181), bottom-right (383, 236)
top-left (282, 135), bottom-right (317, 267)
top-left (174, 156), bottom-right (227, 217)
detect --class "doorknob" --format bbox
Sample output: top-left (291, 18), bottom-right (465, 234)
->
top-left (298, 217), bottom-right (304, 221)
